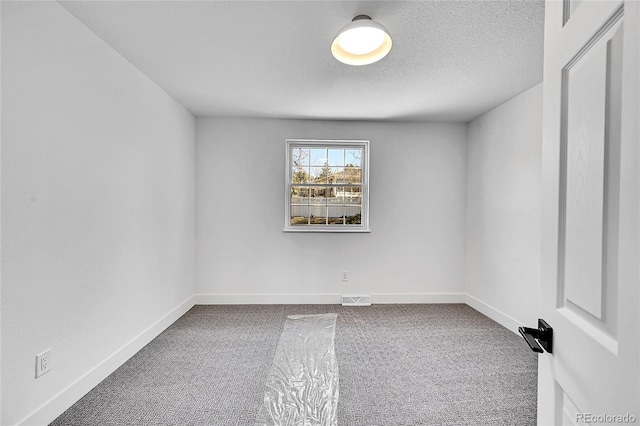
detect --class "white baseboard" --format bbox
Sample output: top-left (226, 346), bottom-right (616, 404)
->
top-left (196, 293), bottom-right (342, 304)
top-left (18, 295), bottom-right (196, 426)
top-left (195, 293), bottom-right (466, 305)
top-left (371, 293), bottom-right (466, 304)
top-left (465, 294), bottom-right (521, 334)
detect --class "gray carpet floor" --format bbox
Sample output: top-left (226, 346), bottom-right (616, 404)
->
top-left (51, 304), bottom-right (538, 426)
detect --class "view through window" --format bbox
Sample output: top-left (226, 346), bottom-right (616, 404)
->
top-left (285, 140), bottom-right (369, 231)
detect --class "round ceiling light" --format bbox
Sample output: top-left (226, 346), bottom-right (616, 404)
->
top-left (331, 15), bottom-right (392, 66)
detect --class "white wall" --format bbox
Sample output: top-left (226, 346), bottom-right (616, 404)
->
top-left (196, 118), bottom-right (467, 303)
top-left (465, 83), bottom-right (542, 332)
top-left (1, 3), bottom-right (195, 425)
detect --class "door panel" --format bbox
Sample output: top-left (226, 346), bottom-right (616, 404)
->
top-left (564, 0), bottom-right (584, 25)
top-left (560, 17), bottom-right (622, 342)
top-left (540, 0), bottom-right (639, 424)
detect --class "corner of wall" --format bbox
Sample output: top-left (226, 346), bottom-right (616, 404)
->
top-left (463, 84), bottom-right (543, 334)
top-left (464, 294), bottom-right (521, 334)
top-left (17, 296), bottom-right (196, 426)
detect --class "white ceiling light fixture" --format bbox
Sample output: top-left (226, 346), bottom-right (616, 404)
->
top-left (331, 15), bottom-right (392, 66)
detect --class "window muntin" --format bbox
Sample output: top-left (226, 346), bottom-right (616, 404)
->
top-left (285, 140), bottom-right (369, 232)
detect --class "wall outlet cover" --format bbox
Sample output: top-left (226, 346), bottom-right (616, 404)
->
top-left (36, 349), bottom-right (52, 378)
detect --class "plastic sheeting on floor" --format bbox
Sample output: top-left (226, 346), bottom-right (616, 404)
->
top-left (255, 313), bottom-right (339, 426)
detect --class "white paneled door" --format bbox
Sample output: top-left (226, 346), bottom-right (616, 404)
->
top-left (539, 0), bottom-right (639, 425)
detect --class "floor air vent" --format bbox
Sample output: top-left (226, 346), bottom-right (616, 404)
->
top-left (341, 295), bottom-right (371, 306)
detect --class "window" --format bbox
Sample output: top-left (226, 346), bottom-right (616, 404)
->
top-left (285, 139), bottom-right (370, 232)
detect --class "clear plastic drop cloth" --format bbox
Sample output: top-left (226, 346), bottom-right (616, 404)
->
top-left (255, 313), bottom-right (339, 426)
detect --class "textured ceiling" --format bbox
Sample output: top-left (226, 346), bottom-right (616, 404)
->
top-left (59, 1), bottom-right (544, 122)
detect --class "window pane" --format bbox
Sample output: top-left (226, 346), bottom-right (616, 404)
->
top-left (328, 205), bottom-right (344, 224)
top-left (310, 148), bottom-right (327, 166)
top-left (292, 166), bottom-right (309, 183)
top-left (310, 167), bottom-right (329, 183)
top-left (310, 188), bottom-right (327, 204)
top-left (291, 185), bottom-right (310, 200)
top-left (291, 186), bottom-right (309, 225)
top-left (310, 205), bottom-right (327, 225)
top-left (345, 206), bottom-right (362, 224)
top-left (345, 149), bottom-right (362, 167)
top-left (292, 148), bottom-right (309, 167)
top-left (345, 167), bottom-right (361, 184)
top-left (327, 190), bottom-right (343, 205)
top-left (330, 167), bottom-right (344, 183)
top-left (291, 186), bottom-right (309, 200)
top-left (345, 187), bottom-right (362, 205)
top-left (328, 149), bottom-right (345, 166)
top-left (290, 205), bottom-right (309, 225)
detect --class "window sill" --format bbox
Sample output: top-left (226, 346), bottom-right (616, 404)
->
top-left (283, 227), bottom-right (371, 233)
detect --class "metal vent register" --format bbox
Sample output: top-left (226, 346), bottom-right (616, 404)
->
top-left (341, 295), bottom-right (371, 306)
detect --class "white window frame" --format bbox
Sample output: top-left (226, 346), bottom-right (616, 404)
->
top-left (284, 139), bottom-right (370, 233)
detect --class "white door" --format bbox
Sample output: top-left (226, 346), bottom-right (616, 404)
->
top-left (539, 0), bottom-right (640, 424)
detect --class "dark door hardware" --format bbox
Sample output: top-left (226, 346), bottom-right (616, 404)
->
top-left (519, 319), bottom-right (553, 354)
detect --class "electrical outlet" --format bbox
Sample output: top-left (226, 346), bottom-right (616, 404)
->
top-left (36, 349), bottom-right (52, 378)
top-left (342, 271), bottom-right (349, 282)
